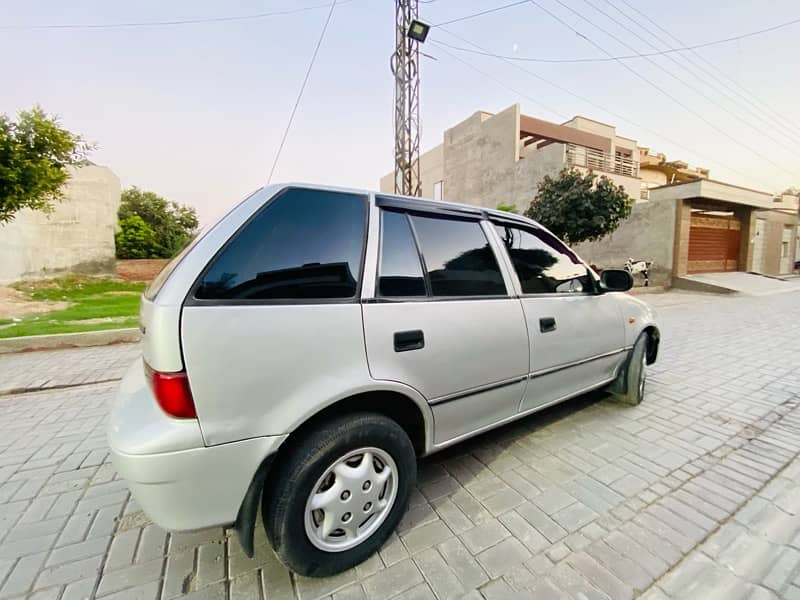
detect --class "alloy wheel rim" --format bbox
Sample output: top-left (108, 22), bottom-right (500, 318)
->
top-left (304, 447), bottom-right (398, 552)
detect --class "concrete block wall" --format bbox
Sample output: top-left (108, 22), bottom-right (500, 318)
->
top-left (442, 105), bottom-right (521, 209)
top-left (0, 165), bottom-right (121, 284)
top-left (572, 198), bottom-right (677, 286)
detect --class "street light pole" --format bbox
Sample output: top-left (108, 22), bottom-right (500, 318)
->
top-left (392, 0), bottom-right (421, 197)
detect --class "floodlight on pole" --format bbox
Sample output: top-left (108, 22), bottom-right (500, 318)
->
top-left (408, 20), bottom-right (430, 42)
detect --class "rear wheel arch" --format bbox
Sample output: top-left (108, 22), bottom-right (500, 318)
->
top-left (283, 389), bottom-right (430, 457)
top-left (233, 389), bottom-right (430, 557)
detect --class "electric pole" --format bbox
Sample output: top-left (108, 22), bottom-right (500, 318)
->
top-left (392, 0), bottom-right (422, 197)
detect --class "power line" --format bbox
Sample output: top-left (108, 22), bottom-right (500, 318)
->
top-left (430, 14), bottom-right (800, 64)
top-left (615, 0), bottom-right (800, 139)
top-left (429, 41), bottom-right (568, 122)
top-left (596, 0), bottom-right (800, 144)
top-left (578, 0), bottom-right (800, 154)
top-left (0, 1), bottom-right (345, 31)
top-left (267, 1), bottom-right (337, 184)
top-left (432, 0), bottom-right (529, 27)
top-left (433, 27), bottom-right (782, 191)
top-left (528, 0), bottom-right (797, 178)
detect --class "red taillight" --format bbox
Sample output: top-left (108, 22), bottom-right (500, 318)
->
top-left (146, 364), bottom-right (197, 419)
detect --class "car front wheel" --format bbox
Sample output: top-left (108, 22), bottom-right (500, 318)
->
top-left (262, 413), bottom-right (416, 577)
top-left (610, 332), bottom-right (648, 405)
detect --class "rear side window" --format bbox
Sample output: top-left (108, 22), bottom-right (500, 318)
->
top-left (195, 188), bottom-right (366, 301)
top-left (411, 215), bottom-right (506, 297)
top-left (494, 224), bottom-right (591, 294)
top-left (378, 211), bottom-right (426, 297)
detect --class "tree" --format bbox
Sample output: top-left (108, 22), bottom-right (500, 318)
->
top-left (115, 215), bottom-right (160, 259)
top-left (117, 187), bottom-right (198, 258)
top-left (780, 186), bottom-right (799, 197)
top-left (496, 202), bottom-right (519, 214)
top-left (525, 168), bottom-right (632, 245)
top-left (0, 106), bottom-right (92, 224)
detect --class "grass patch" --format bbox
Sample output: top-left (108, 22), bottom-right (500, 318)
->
top-left (1, 276), bottom-right (145, 339)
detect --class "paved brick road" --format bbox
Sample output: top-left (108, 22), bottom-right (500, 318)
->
top-left (1, 290), bottom-right (799, 599)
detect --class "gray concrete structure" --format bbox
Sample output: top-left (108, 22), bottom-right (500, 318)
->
top-left (380, 104), bottom-right (640, 210)
top-left (0, 165), bottom-right (121, 284)
top-left (573, 199), bottom-right (677, 286)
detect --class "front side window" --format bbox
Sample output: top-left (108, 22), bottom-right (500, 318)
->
top-left (378, 210), bottom-right (426, 297)
top-left (195, 188), bottom-right (366, 300)
top-left (411, 215), bottom-right (506, 297)
top-left (494, 224), bottom-right (591, 294)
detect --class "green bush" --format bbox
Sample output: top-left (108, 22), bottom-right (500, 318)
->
top-left (116, 187), bottom-right (198, 258)
top-left (115, 215), bottom-right (160, 259)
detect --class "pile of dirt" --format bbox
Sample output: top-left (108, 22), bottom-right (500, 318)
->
top-left (0, 287), bottom-right (69, 320)
top-left (116, 259), bottom-right (169, 282)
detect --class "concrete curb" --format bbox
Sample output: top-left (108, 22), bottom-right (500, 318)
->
top-left (0, 328), bottom-right (141, 355)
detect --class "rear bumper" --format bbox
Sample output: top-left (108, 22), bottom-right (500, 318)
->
top-left (110, 435), bottom-right (286, 531)
top-left (108, 358), bottom-right (287, 531)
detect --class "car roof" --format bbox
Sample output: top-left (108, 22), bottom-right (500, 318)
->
top-left (275, 182), bottom-right (541, 228)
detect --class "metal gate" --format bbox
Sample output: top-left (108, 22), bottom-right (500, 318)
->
top-left (688, 213), bottom-right (741, 274)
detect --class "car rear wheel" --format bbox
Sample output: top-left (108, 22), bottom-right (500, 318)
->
top-left (262, 413), bottom-right (416, 577)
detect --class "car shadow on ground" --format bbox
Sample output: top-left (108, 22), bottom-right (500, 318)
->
top-left (423, 389), bottom-right (608, 459)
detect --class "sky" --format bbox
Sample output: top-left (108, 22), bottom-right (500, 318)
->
top-left (2, 0), bottom-right (799, 224)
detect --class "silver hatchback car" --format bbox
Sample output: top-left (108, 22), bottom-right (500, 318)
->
top-left (109, 184), bottom-right (659, 577)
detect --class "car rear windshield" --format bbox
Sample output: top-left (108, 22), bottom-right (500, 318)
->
top-left (194, 188), bottom-right (367, 301)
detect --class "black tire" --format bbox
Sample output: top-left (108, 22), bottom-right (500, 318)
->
top-left (262, 413), bottom-right (416, 577)
top-left (609, 332), bottom-right (648, 405)
top-left (627, 333), bottom-right (649, 405)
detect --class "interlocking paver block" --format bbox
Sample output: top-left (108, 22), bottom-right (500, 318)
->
top-left (436, 537), bottom-right (488, 590)
top-left (0, 551), bottom-right (47, 598)
top-left (430, 497), bottom-right (473, 534)
top-left (566, 552), bottom-right (633, 600)
top-left (476, 537), bottom-right (531, 578)
top-left (34, 554), bottom-right (104, 590)
top-left (295, 568), bottom-right (357, 600)
top-left (400, 519), bottom-right (452, 555)
top-left (96, 558), bottom-right (162, 596)
top-left (46, 535), bottom-right (110, 567)
top-left (362, 559), bottom-right (422, 600)
top-left (412, 547), bottom-right (464, 600)
top-left (459, 518), bottom-right (509, 554)
top-left (516, 501), bottom-right (567, 543)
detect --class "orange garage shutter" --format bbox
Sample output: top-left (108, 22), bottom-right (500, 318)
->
top-left (688, 214), bottom-right (741, 274)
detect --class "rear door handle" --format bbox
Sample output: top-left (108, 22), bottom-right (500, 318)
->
top-left (394, 330), bottom-right (424, 352)
top-left (539, 317), bottom-right (556, 333)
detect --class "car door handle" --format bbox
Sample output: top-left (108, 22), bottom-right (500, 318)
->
top-left (539, 317), bottom-right (557, 333)
top-left (394, 330), bottom-right (425, 352)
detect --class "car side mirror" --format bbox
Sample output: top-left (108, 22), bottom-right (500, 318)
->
top-left (600, 269), bottom-right (633, 292)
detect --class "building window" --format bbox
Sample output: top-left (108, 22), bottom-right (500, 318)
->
top-left (433, 181), bottom-right (444, 201)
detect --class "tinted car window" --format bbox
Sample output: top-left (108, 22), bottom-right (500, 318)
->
top-left (196, 188), bottom-right (366, 300)
top-left (494, 224), bottom-right (591, 294)
top-left (411, 215), bottom-right (505, 297)
top-left (378, 211), bottom-right (426, 297)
